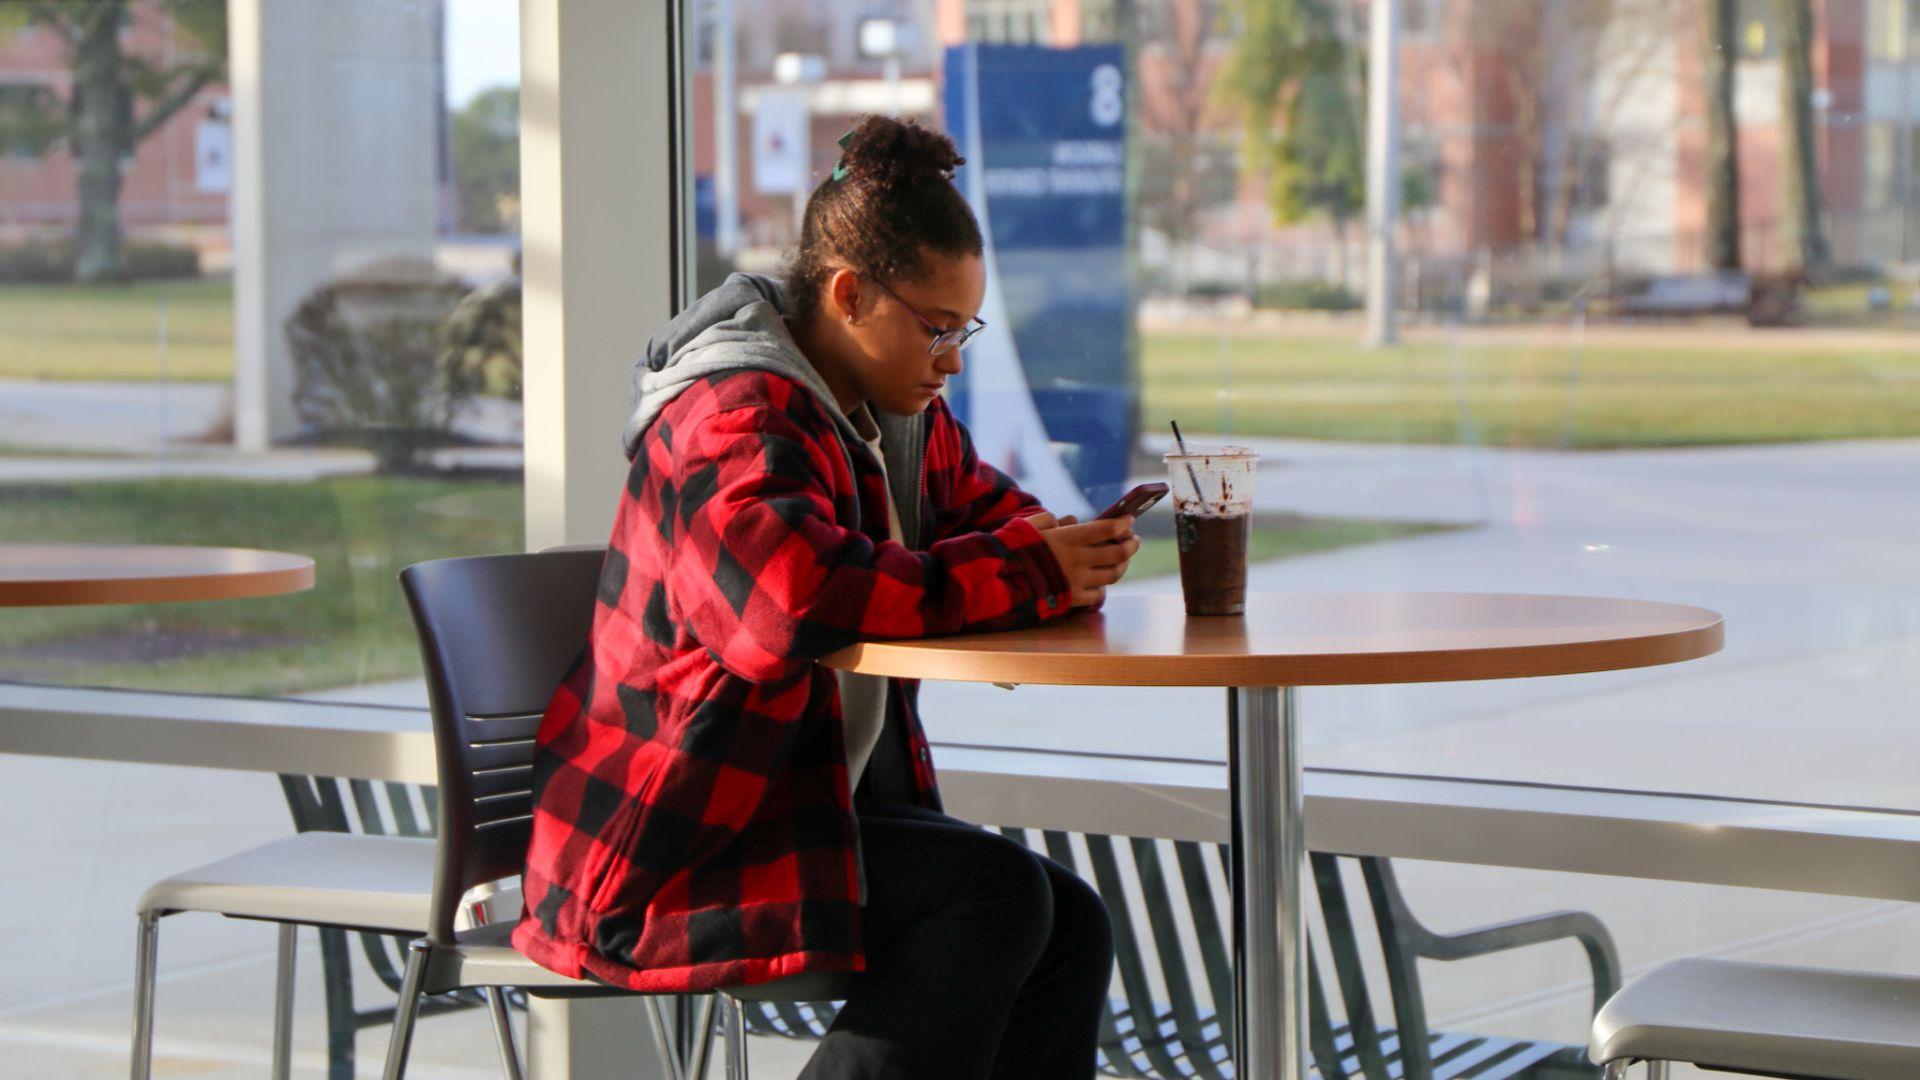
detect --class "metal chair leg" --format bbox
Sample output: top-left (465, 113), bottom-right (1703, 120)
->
top-left (483, 988), bottom-right (525, 1080)
top-left (723, 996), bottom-right (748, 1080)
top-left (458, 896), bottom-right (526, 1080)
top-left (380, 939), bottom-right (433, 1080)
top-left (687, 994), bottom-right (718, 1080)
top-left (1599, 1060), bottom-right (1631, 1080)
top-left (271, 923), bottom-right (297, 1080)
top-left (643, 997), bottom-right (688, 1080)
top-left (129, 910), bottom-right (162, 1080)
top-left (1646, 1063), bottom-right (1670, 1080)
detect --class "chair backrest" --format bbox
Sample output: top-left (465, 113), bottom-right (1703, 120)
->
top-left (734, 826), bottom-right (1440, 1080)
top-left (1000, 830), bottom-right (1431, 1080)
top-left (399, 548), bottom-right (606, 942)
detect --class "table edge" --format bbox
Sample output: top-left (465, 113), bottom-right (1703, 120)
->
top-left (823, 615), bottom-right (1725, 686)
top-left (0, 559), bottom-right (316, 607)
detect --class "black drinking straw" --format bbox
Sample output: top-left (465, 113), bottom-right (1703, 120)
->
top-left (1169, 421), bottom-right (1204, 502)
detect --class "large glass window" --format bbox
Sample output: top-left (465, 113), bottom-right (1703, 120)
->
top-left (685, 0), bottom-right (1920, 806)
top-left (0, 0), bottom-right (524, 710)
top-left (0, 3), bottom-right (522, 1072)
top-left (684, 0), bottom-right (1920, 1059)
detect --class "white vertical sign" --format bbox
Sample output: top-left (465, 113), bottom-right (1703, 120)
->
top-left (194, 119), bottom-right (232, 194)
top-left (752, 87), bottom-right (810, 195)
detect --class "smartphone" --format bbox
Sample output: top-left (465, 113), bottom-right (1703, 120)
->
top-left (1096, 482), bottom-right (1169, 521)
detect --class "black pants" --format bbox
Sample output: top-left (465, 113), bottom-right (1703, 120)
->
top-left (797, 801), bottom-right (1115, 1080)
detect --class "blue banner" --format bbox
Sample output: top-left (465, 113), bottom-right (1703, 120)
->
top-left (943, 43), bottom-right (1134, 512)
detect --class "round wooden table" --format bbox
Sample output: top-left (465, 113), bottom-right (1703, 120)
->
top-left (0, 543), bottom-right (315, 607)
top-left (825, 591), bottom-right (1724, 1080)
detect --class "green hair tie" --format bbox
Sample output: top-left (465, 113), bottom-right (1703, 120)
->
top-left (830, 128), bottom-right (855, 182)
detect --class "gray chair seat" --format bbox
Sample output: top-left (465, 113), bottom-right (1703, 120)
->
top-left (422, 920), bottom-right (857, 1004)
top-left (1591, 957), bottom-right (1920, 1080)
top-left (131, 832), bottom-right (527, 1080)
top-left (139, 832), bottom-right (438, 931)
top-left (421, 920), bottom-right (624, 996)
top-left (139, 830), bottom-right (524, 931)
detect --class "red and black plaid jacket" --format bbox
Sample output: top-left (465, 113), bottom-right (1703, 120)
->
top-left (513, 369), bottom-right (1073, 991)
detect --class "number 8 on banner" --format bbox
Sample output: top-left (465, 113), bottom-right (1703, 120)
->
top-left (1090, 63), bottom-right (1123, 127)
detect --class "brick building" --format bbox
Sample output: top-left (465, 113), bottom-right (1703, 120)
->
top-left (1381, 0), bottom-right (1917, 274)
top-left (0, 3), bottom-right (230, 256)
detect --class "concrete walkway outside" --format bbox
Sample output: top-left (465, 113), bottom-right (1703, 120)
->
top-left (0, 377), bottom-right (523, 465)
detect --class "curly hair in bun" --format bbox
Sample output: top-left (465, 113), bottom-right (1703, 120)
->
top-left (784, 114), bottom-right (983, 318)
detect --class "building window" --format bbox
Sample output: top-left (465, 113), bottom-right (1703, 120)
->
top-left (0, 82), bottom-right (60, 160)
top-left (967, 0), bottom-right (1052, 45)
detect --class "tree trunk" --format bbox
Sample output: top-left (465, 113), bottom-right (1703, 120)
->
top-left (1775, 0), bottom-right (1827, 274)
top-left (72, 5), bottom-right (129, 284)
top-left (1703, 0), bottom-right (1742, 270)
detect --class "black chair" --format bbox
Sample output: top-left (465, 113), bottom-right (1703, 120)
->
top-left (740, 829), bottom-right (1619, 1080)
top-left (388, 549), bottom-right (850, 1080)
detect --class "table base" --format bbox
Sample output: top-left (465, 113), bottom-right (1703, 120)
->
top-left (1230, 686), bottom-right (1307, 1080)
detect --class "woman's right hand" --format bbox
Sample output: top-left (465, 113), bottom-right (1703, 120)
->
top-left (1026, 512), bottom-right (1141, 609)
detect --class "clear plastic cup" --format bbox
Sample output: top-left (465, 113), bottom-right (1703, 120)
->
top-left (1163, 445), bottom-right (1258, 616)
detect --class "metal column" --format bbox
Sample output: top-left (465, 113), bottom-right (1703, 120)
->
top-left (1363, 0), bottom-right (1402, 347)
top-left (1229, 686), bottom-right (1306, 1079)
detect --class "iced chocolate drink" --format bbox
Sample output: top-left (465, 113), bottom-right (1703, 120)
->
top-left (1175, 510), bottom-right (1251, 615)
top-left (1164, 445), bottom-right (1258, 616)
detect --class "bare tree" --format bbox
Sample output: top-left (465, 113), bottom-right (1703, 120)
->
top-left (1542, 0), bottom-right (1674, 250)
top-left (0, 2), bottom-right (226, 283)
top-left (1775, 0), bottom-right (1827, 274)
top-left (1436, 0), bottom-right (1669, 259)
top-left (1136, 0), bottom-right (1221, 286)
top-left (1702, 0), bottom-right (1742, 270)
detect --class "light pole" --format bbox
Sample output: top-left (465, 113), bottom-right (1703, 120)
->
top-left (1364, 0), bottom-right (1402, 347)
top-left (858, 17), bottom-right (912, 117)
top-left (714, 0), bottom-right (739, 259)
top-left (770, 52), bottom-right (826, 229)
top-left (1900, 1), bottom-right (1914, 265)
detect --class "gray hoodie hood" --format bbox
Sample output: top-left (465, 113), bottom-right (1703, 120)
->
top-left (622, 273), bottom-right (928, 544)
top-left (622, 272), bottom-right (855, 459)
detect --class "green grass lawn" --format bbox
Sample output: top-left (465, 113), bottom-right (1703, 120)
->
top-left (0, 474), bottom-right (525, 695)
top-left (1141, 329), bottom-right (1920, 447)
top-left (1126, 510), bottom-right (1456, 581)
top-left (0, 277), bottom-right (235, 382)
top-left (7, 277), bottom-right (1919, 448)
top-left (1800, 280), bottom-right (1920, 328)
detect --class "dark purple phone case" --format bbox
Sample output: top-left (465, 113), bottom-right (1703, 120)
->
top-left (1097, 483), bottom-right (1169, 520)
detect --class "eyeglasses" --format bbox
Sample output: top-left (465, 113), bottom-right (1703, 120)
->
top-left (866, 274), bottom-right (987, 356)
